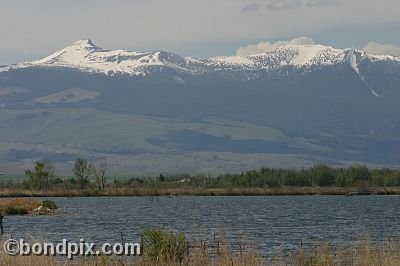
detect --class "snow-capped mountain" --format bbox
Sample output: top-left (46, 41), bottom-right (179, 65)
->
top-left (1, 39), bottom-right (399, 78)
top-left (0, 39), bottom-right (203, 76)
top-left (1, 39), bottom-right (400, 172)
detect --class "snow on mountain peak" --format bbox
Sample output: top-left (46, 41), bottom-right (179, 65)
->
top-left (0, 39), bottom-right (399, 77)
top-left (31, 39), bottom-right (102, 66)
top-left (279, 44), bottom-right (344, 66)
top-left (65, 39), bottom-right (101, 53)
top-left (73, 39), bottom-right (97, 48)
top-left (207, 43), bottom-right (347, 71)
top-left (24, 40), bottom-right (193, 76)
top-left (245, 44), bottom-right (346, 69)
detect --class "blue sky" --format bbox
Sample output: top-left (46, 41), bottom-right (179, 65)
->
top-left (0, 0), bottom-right (399, 64)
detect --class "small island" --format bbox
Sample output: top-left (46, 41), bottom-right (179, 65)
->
top-left (0, 198), bottom-right (57, 216)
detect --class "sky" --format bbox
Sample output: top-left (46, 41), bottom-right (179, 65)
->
top-left (0, 0), bottom-right (400, 64)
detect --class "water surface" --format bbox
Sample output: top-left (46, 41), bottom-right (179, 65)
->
top-left (2, 196), bottom-right (399, 256)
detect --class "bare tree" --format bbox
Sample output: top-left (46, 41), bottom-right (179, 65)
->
top-left (91, 162), bottom-right (107, 191)
top-left (73, 158), bottom-right (91, 190)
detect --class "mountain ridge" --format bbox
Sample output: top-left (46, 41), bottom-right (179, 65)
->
top-left (1, 39), bottom-right (400, 173)
top-left (1, 39), bottom-right (399, 78)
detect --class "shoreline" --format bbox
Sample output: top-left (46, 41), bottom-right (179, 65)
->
top-left (1, 187), bottom-right (400, 197)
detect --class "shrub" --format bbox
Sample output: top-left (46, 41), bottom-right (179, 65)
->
top-left (41, 200), bottom-right (57, 210)
top-left (142, 229), bottom-right (187, 263)
top-left (5, 207), bottom-right (28, 215)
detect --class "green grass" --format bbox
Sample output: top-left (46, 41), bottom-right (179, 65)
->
top-left (142, 229), bottom-right (187, 263)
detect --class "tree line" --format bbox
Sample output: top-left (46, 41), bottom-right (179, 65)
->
top-left (146, 165), bottom-right (400, 189)
top-left (17, 161), bottom-right (400, 191)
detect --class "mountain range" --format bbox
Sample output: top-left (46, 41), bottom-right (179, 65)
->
top-left (0, 39), bottom-right (399, 174)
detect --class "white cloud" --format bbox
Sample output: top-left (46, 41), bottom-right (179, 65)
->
top-left (241, 3), bottom-right (261, 12)
top-left (267, 0), bottom-right (339, 11)
top-left (362, 42), bottom-right (400, 56)
top-left (267, 0), bottom-right (302, 11)
top-left (1, 0), bottom-right (400, 62)
top-left (236, 37), bottom-right (315, 56)
top-left (305, 0), bottom-right (339, 8)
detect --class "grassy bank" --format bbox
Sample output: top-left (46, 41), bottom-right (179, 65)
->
top-left (0, 236), bottom-right (399, 265)
top-left (1, 186), bottom-right (400, 197)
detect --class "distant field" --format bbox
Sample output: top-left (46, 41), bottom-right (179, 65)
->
top-left (1, 107), bottom-right (386, 175)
